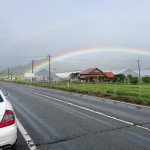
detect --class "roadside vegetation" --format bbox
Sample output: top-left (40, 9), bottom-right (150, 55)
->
top-left (9, 80), bottom-right (150, 106)
top-left (1, 73), bottom-right (150, 106)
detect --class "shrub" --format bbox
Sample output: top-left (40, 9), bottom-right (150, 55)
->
top-left (142, 76), bottom-right (150, 84)
top-left (130, 77), bottom-right (138, 84)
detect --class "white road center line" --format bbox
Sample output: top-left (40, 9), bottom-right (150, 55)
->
top-left (23, 88), bottom-right (150, 132)
top-left (17, 118), bottom-right (38, 150)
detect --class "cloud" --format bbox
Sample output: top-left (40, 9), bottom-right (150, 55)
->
top-left (0, 0), bottom-right (150, 71)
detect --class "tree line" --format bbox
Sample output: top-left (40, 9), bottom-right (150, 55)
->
top-left (69, 72), bottom-right (150, 84)
top-left (113, 74), bottom-right (150, 84)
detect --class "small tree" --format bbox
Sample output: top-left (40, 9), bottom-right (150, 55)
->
top-left (142, 76), bottom-right (150, 84)
top-left (130, 76), bottom-right (138, 84)
top-left (70, 72), bottom-right (79, 82)
top-left (97, 74), bottom-right (104, 82)
top-left (113, 74), bottom-right (126, 83)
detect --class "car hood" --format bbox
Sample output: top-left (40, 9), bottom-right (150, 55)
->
top-left (0, 102), bottom-right (6, 121)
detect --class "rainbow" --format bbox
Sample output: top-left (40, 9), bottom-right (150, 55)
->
top-left (26, 47), bottom-right (150, 73)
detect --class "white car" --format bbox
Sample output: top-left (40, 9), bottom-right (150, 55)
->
top-left (0, 90), bottom-right (17, 150)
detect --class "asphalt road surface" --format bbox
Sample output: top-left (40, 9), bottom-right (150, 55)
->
top-left (0, 81), bottom-right (150, 150)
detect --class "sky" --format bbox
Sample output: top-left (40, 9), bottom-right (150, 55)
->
top-left (0, 0), bottom-right (150, 72)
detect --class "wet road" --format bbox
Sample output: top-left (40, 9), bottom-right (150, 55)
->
top-left (16, 131), bottom-right (29, 150)
top-left (0, 81), bottom-right (150, 150)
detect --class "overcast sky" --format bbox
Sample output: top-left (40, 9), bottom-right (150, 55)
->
top-left (0, 0), bottom-right (150, 71)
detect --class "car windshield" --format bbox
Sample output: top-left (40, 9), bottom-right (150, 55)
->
top-left (0, 95), bottom-right (4, 102)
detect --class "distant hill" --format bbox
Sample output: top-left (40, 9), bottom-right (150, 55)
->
top-left (0, 58), bottom-right (81, 76)
top-left (2, 57), bottom-right (149, 77)
top-left (0, 65), bottom-right (30, 76)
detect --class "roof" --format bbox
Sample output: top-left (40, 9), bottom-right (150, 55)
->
top-left (80, 68), bottom-right (103, 75)
top-left (104, 72), bottom-right (114, 78)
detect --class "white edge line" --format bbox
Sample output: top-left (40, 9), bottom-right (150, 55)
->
top-left (43, 87), bottom-right (150, 109)
top-left (16, 86), bottom-right (150, 109)
top-left (24, 89), bottom-right (150, 132)
top-left (102, 97), bottom-right (150, 109)
top-left (17, 118), bottom-right (38, 150)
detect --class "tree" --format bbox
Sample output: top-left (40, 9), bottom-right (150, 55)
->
top-left (113, 74), bottom-right (126, 83)
top-left (125, 75), bottom-right (132, 84)
top-left (127, 75), bottom-right (133, 80)
top-left (130, 76), bottom-right (138, 84)
top-left (95, 74), bottom-right (104, 82)
top-left (142, 76), bottom-right (150, 84)
top-left (70, 72), bottom-right (79, 82)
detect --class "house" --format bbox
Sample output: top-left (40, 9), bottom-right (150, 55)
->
top-left (23, 73), bottom-right (35, 82)
top-left (23, 69), bottom-right (59, 82)
top-left (79, 68), bottom-right (114, 82)
top-left (103, 72), bottom-right (114, 81)
top-left (80, 68), bottom-right (103, 82)
top-left (5, 75), bottom-right (16, 81)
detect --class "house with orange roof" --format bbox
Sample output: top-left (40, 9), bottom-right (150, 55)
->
top-left (103, 72), bottom-right (114, 81)
top-left (79, 68), bottom-right (114, 82)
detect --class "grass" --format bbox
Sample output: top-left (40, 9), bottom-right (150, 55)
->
top-left (9, 81), bottom-right (150, 106)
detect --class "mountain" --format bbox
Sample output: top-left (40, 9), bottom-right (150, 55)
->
top-left (0, 65), bottom-right (30, 76)
top-left (0, 58), bottom-right (81, 76)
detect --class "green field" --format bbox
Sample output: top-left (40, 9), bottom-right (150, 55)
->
top-left (13, 81), bottom-right (150, 105)
top-left (51, 82), bottom-right (150, 98)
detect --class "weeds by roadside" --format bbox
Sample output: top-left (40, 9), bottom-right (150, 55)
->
top-left (7, 80), bottom-right (150, 106)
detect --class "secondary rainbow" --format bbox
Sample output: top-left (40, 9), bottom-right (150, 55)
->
top-left (26, 47), bottom-right (150, 73)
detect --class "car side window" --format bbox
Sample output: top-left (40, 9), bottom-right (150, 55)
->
top-left (0, 95), bottom-right (4, 102)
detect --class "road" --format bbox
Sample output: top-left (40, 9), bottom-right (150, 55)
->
top-left (0, 81), bottom-right (150, 150)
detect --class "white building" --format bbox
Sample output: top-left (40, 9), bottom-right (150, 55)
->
top-left (56, 71), bottom-right (81, 81)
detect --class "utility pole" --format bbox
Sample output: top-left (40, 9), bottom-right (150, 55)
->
top-left (32, 60), bottom-right (34, 73)
top-left (8, 67), bottom-right (9, 79)
top-left (32, 60), bottom-right (34, 82)
top-left (138, 59), bottom-right (141, 98)
top-left (10, 72), bottom-right (12, 80)
top-left (47, 55), bottom-right (51, 83)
